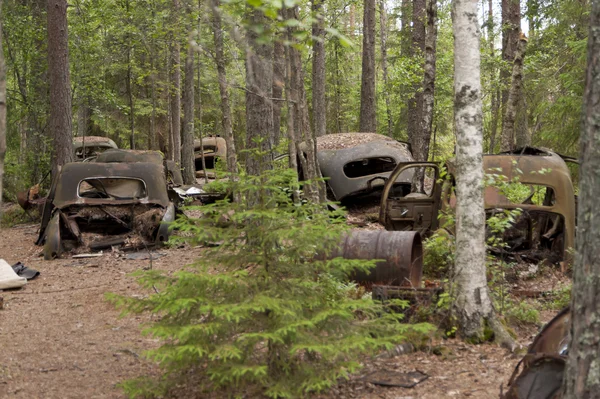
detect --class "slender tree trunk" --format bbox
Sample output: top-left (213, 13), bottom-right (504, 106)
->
top-left (273, 39), bottom-right (284, 147)
top-left (501, 0), bottom-right (520, 109)
top-left (170, 0), bottom-right (181, 164)
top-left (334, 38), bottom-right (343, 133)
top-left (127, 42), bottom-right (135, 149)
top-left (563, 2), bottom-right (600, 396)
top-left (211, 0), bottom-right (238, 175)
top-left (412, 0), bottom-right (437, 192)
top-left (501, 34), bottom-right (528, 151)
top-left (452, 0), bottom-right (515, 349)
top-left (245, 7), bottom-right (273, 175)
top-left (181, 38), bottom-right (195, 184)
top-left (312, 0), bottom-right (326, 138)
top-left (47, 0), bottom-right (73, 177)
top-left (0, 0), bottom-right (5, 215)
top-left (284, 43), bottom-right (298, 173)
top-left (359, 0), bottom-right (377, 132)
top-left (286, 6), bottom-right (323, 203)
top-left (379, 0), bottom-right (393, 137)
top-left (407, 0), bottom-right (426, 145)
top-left (150, 44), bottom-right (157, 150)
top-left (488, 0), bottom-right (500, 153)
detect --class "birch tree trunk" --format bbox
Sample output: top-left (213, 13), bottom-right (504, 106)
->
top-left (359, 0), bottom-right (377, 132)
top-left (563, 1), bottom-right (600, 395)
top-left (379, 0), bottom-right (393, 137)
top-left (48, 0), bottom-right (73, 178)
top-left (312, 0), bottom-right (326, 138)
top-left (181, 39), bottom-right (195, 184)
top-left (211, 0), bottom-right (238, 175)
top-left (452, 0), bottom-right (515, 348)
top-left (0, 0), bottom-right (5, 216)
top-left (502, 34), bottom-right (531, 151)
top-left (245, 7), bottom-right (273, 175)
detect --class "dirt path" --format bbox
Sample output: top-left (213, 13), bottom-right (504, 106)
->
top-left (0, 224), bottom-right (541, 399)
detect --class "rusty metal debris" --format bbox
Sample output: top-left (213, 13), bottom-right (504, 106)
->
top-left (329, 230), bottom-right (423, 287)
top-left (502, 307), bottom-right (569, 399)
top-left (363, 370), bottom-right (428, 388)
top-left (381, 147), bottom-right (576, 264)
top-left (36, 162), bottom-right (175, 260)
top-left (301, 133), bottom-right (415, 202)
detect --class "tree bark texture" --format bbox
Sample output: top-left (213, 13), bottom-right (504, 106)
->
top-left (452, 0), bottom-right (497, 340)
top-left (47, 0), bottom-right (73, 178)
top-left (407, 0), bottom-right (426, 147)
top-left (312, 0), bottom-right (326, 138)
top-left (170, 0), bottom-right (181, 164)
top-left (181, 40), bottom-right (195, 185)
top-left (501, 0), bottom-right (520, 108)
top-left (379, 0), bottom-right (393, 137)
top-left (411, 0), bottom-right (438, 193)
top-left (0, 0), bottom-right (5, 213)
top-left (401, 0), bottom-right (412, 56)
top-left (211, 0), bottom-right (238, 175)
top-left (488, 0), bottom-right (500, 153)
top-left (287, 6), bottom-right (324, 203)
top-left (245, 7), bottom-right (273, 175)
top-left (359, 0), bottom-right (377, 132)
top-left (563, 1), bottom-right (600, 396)
top-left (272, 38), bottom-right (285, 147)
top-left (501, 35), bottom-right (528, 151)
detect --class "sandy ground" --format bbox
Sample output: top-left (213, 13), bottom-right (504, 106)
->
top-left (0, 222), bottom-right (559, 399)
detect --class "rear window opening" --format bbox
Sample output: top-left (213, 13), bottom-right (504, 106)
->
top-left (195, 156), bottom-right (216, 170)
top-left (343, 157), bottom-right (396, 178)
top-left (78, 178), bottom-right (147, 200)
top-left (501, 183), bottom-right (556, 206)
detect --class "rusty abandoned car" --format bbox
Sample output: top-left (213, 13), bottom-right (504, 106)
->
top-left (36, 162), bottom-right (175, 260)
top-left (301, 132), bottom-right (415, 202)
top-left (380, 147), bottom-right (576, 264)
top-left (73, 136), bottom-right (119, 161)
top-left (194, 136), bottom-right (226, 174)
top-left (502, 307), bottom-right (570, 399)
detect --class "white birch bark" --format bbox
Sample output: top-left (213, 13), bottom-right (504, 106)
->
top-left (452, 0), bottom-right (501, 341)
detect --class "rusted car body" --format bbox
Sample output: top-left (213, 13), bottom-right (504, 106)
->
top-left (73, 136), bottom-right (118, 161)
top-left (380, 147), bottom-right (576, 263)
top-left (302, 133), bottom-right (415, 202)
top-left (502, 307), bottom-right (570, 399)
top-left (194, 137), bottom-right (226, 171)
top-left (37, 162), bottom-right (175, 259)
top-left (95, 149), bottom-right (184, 186)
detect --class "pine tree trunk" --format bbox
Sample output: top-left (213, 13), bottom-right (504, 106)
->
top-left (501, 35), bottom-right (528, 152)
top-left (379, 0), bottom-right (393, 137)
top-left (211, 0), bottom-right (238, 175)
top-left (170, 0), bottom-right (181, 164)
top-left (563, 1), bottom-right (600, 395)
top-left (312, 0), bottom-right (326, 138)
top-left (245, 7), bottom-right (273, 175)
top-left (273, 39), bottom-right (285, 147)
top-left (452, 0), bottom-right (514, 349)
top-left (488, 0), bottom-right (500, 153)
top-left (501, 0), bottom-right (520, 109)
top-left (47, 0), bottom-right (73, 178)
top-left (407, 0), bottom-right (426, 146)
top-left (0, 0), bottom-right (5, 215)
top-left (181, 40), bottom-right (195, 184)
top-left (127, 43), bottom-right (135, 149)
top-left (359, 0), bottom-right (377, 132)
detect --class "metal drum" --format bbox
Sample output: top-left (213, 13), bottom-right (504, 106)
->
top-left (332, 230), bottom-right (423, 287)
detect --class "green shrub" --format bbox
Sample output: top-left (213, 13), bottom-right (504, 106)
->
top-left (505, 301), bottom-right (541, 327)
top-left (423, 231), bottom-right (455, 278)
top-left (109, 165), bottom-right (432, 398)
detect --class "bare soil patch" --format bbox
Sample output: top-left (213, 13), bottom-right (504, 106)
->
top-left (0, 221), bottom-right (561, 399)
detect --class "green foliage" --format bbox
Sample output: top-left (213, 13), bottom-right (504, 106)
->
top-left (423, 231), bottom-right (454, 278)
top-left (109, 166), bottom-right (432, 398)
top-left (505, 300), bottom-right (541, 327)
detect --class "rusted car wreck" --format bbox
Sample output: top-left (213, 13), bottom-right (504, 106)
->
top-left (379, 147), bottom-right (576, 264)
top-left (73, 136), bottom-right (118, 161)
top-left (37, 162), bottom-right (175, 260)
top-left (302, 133), bottom-right (415, 202)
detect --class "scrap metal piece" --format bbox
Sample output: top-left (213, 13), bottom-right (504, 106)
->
top-left (363, 370), bottom-right (428, 388)
top-left (43, 212), bottom-right (63, 260)
top-left (329, 230), bottom-right (423, 287)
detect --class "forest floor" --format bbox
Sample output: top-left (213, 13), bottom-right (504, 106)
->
top-left (0, 203), bottom-right (570, 399)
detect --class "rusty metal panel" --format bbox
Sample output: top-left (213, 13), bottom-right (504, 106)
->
top-left (52, 162), bottom-right (170, 209)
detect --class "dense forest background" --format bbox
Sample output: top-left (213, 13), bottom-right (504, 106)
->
top-left (1, 0), bottom-right (589, 199)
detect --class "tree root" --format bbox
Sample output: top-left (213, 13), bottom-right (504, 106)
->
top-left (487, 316), bottom-right (519, 352)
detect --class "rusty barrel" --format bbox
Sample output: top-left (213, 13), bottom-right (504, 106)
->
top-left (332, 230), bottom-right (423, 287)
